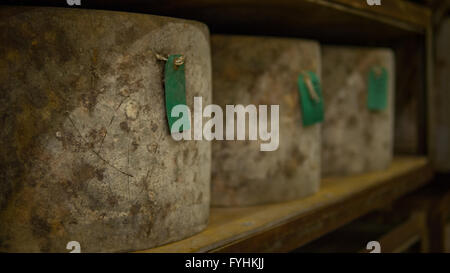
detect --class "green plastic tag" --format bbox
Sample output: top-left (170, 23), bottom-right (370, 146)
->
top-left (297, 71), bottom-right (324, 127)
top-left (164, 54), bottom-right (190, 133)
top-left (367, 66), bottom-right (388, 111)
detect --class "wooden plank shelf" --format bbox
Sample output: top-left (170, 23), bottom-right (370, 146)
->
top-left (365, 214), bottom-right (424, 253)
top-left (297, 212), bottom-right (424, 253)
top-left (3, 0), bottom-right (431, 43)
top-left (328, 0), bottom-right (431, 29)
top-left (395, 176), bottom-right (450, 252)
top-left (136, 156), bottom-right (432, 253)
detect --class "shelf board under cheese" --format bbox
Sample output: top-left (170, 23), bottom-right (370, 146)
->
top-left (136, 156), bottom-right (432, 253)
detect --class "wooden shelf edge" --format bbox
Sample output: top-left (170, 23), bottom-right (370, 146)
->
top-left (136, 156), bottom-right (432, 253)
top-left (327, 0), bottom-right (431, 29)
top-left (359, 213), bottom-right (424, 253)
top-left (166, 0), bottom-right (431, 32)
top-left (5, 0), bottom-right (431, 33)
top-left (163, 0), bottom-right (431, 29)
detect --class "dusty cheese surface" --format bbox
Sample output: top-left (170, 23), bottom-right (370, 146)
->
top-left (0, 7), bottom-right (212, 252)
top-left (321, 46), bottom-right (395, 176)
top-left (211, 35), bottom-right (321, 207)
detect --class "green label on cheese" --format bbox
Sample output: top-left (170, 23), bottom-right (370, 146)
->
top-left (165, 54), bottom-right (190, 133)
top-left (297, 71), bottom-right (324, 127)
top-left (368, 66), bottom-right (388, 111)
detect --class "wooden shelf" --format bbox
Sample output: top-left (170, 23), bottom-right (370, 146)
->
top-left (396, 175), bottom-right (450, 252)
top-left (328, 0), bottom-right (431, 29)
top-left (297, 212), bottom-right (424, 253)
top-left (5, 0), bottom-right (431, 43)
top-left (0, 1), bottom-right (435, 253)
top-left (367, 214), bottom-right (424, 253)
top-left (136, 156), bottom-right (432, 253)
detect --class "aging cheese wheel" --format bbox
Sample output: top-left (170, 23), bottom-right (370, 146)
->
top-left (211, 35), bottom-right (321, 207)
top-left (0, 7), bottom-right (212, 252)
top-left (321, 46), bottom-right (395, 176)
